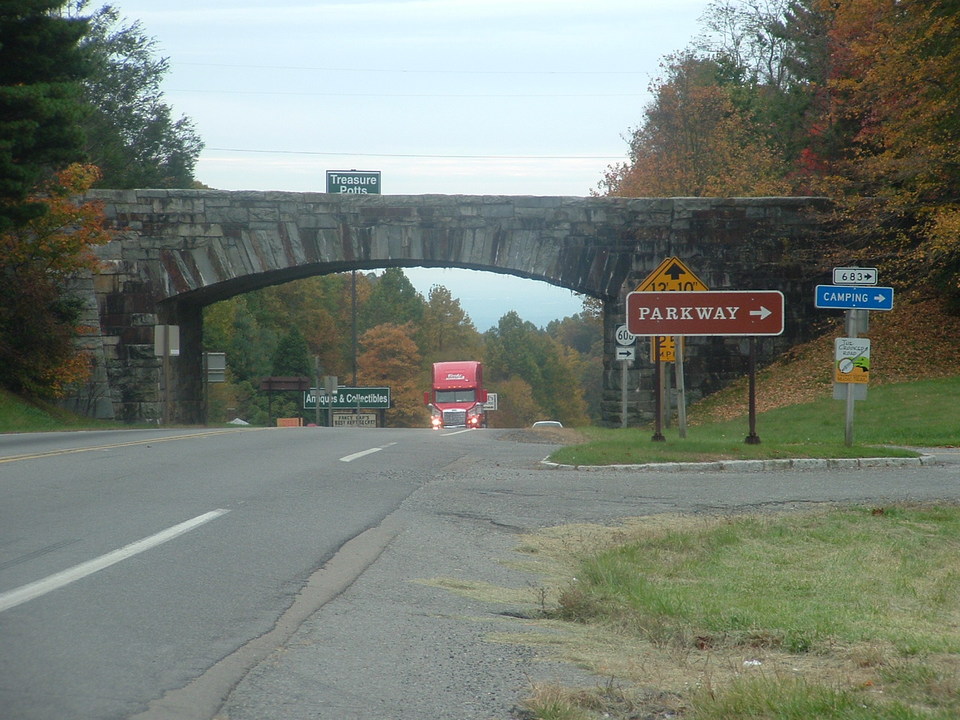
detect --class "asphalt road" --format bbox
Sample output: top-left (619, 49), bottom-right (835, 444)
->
top-left (0, 427), bottom-right (494, 720)
top-left (1, 429), bottom-right (958, 720)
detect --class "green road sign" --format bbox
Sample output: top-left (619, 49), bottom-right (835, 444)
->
top-left (326, 170), bottom-right (381, 194)
top-left (304, 386), bottom-right (390, 409)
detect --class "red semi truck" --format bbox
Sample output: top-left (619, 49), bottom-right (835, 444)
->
top-left (424, 361), bottom-right (488, 429)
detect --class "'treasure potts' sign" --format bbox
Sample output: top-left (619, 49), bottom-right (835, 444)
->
top-left (626, 290), bottom-right (785, 336)
top-left (325, 170), bottom-right (381, 194)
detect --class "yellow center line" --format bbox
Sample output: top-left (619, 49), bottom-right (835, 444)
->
top-left (0, 428), bottom-right (266, 465)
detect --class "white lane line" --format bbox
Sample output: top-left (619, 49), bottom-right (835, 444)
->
top-left (441, 429), bottom-right (473, 436)
top-left (0, 509), bottom-right (229, 614)
top-left (339, 442), bottom-right (397, 463)
top-left (339, 447), bottom-right (382, 462)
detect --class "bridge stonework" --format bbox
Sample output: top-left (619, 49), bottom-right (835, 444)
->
top-left (69, 190), bottom-right (830, 425)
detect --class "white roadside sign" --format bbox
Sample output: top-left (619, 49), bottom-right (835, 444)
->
top-left (615, 324), bottom-right (636, 346)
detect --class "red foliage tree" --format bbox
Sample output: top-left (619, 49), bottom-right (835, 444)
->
top-left (0, 164), bottom-right (111, 396)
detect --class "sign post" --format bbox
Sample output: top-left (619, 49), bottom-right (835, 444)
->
top-left (154, 324), bottom-right (180, 425)
top-left (818, 270), bottom-right (892, 446)
top-left (745, 338), bottom-right (760, 444)
top-left (838, 315), bottom-right (872, 446)
top-left (652, 337), bottom-right (666, 441)
top-left (615, 325), bottom-right (635, 429)
top-left (634, 257), bottom-right (709, 439)
top-left (627, 289), bottom-right (785, 443)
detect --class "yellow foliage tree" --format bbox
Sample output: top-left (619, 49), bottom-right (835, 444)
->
top-left (488, 376), bottom-right (543, 428)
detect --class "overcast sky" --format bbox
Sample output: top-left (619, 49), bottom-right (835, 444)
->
top-left (112, 0), bottom-right (709, 330)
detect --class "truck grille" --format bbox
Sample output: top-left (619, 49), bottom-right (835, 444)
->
top-left (442, 409), bottom-right (467, 427)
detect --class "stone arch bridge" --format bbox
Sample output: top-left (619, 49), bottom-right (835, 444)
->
top-left (71, 190), bottom-right (831, 425)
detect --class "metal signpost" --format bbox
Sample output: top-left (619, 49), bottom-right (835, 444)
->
top-left (634, 258), bottom-right (709, 439)
top-left (818, 271), bottom-right (894, 445)
top-left (615, 324), bottom-right (635, 429)
top-left (154, 325), bottom-right (180, 425)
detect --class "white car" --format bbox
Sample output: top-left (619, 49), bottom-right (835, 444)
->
top-left (532, 420), bottom-right (563, 428)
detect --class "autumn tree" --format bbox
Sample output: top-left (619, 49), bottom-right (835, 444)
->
top-left (0, 0), bottom-right (90, 232)
top-left (357, 322), bottom-right (427, 427)
top-left (489, 377), bottom-right (542, 428)
top-left (600, 52), bottom-right (793, 197)
top-left (818, 0), bottom-right (960, 299)
top-left (256, 274), bottom-right (356, 376)
top-left (0, 164), bottom-right (110, 396)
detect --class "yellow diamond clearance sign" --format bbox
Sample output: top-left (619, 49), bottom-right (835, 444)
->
top-left (636, 257), bottom-right (708, 361)
top-left (635, 257), bottom-right (709, 293)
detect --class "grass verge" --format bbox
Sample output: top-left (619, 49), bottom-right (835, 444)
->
top-left (495, 505), bottom-right (960, 719)
top-left (550, 376), bottom-right (959, 465)
top-left (0, 388), bottom-right (127, 433)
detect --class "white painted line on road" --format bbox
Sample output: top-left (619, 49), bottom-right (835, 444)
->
top-left (441, 429), bottom-right (473, 436)
top-left (339, 442), bottom-right (397, 463)
top-left (0, 509), bottom-right (229, 614)
top-left (339, 447), bottom-right (381, 462)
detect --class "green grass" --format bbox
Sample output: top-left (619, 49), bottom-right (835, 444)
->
top-left (552, 376), bottom-right (960, 465)
top-left (555, 506), bottom-right (960, 655)
top-left (0, 388), bottom-right (130, 433)
top-left (521, 505), bottom-right (960, 720)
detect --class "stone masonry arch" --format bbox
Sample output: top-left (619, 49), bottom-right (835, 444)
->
top-left (70, 190), bottom-right (830, 425)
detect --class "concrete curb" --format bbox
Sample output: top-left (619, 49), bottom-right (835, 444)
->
top-left (540, 454), bottom-right (938, 472)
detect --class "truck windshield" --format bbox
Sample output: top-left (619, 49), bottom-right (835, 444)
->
top-left (435, 389), bottom-right (476, 403)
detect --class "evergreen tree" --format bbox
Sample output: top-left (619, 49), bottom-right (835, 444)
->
top-left (485, 312), bottom-right (544, 389)
top-left (227, 300), bottom-right (273, 383)
top-left (271, 327), bottom-right (312, 377)
top-left (0, 0), bottom-right (90, 231)
top-left (359, 268), bottom-right (425, 334)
